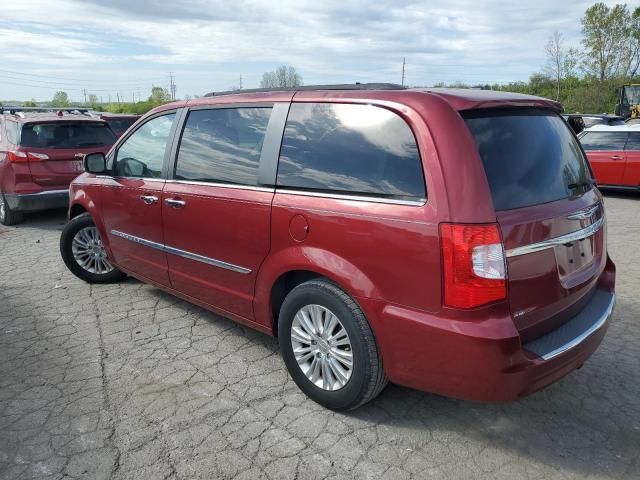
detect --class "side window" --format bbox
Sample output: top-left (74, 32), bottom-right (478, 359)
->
top-left (115, 113), bottom-right (175, 178)
top-left (175, 107), bottom-right (272, 186)
top-left (580, 132), bottom-right (628, 151)
top-left (625, 132), bottom-right (640, 151)
top-left (276, 103), bottom-right (426, 201)
top-left (5, 121), bottom-right (18, 145)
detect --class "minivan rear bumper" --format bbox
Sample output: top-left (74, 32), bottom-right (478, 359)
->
top-left (5, 189), bottom-right (69, 212)
top-left (358, 261), bottom-right (615, 402)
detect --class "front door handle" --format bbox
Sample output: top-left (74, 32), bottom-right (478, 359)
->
top-left (140, 194), bottom-right (158, 205)
top-left (610, 155), bottom-right (624, 160)
top-left (165, 198), bottom-right (186, 208)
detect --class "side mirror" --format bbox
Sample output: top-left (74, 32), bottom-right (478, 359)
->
top-left (83, 152), bottom-right (107, 174)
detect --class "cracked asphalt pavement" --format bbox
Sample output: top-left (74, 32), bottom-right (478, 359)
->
top-left (1, 193), bottom-right (639, 480)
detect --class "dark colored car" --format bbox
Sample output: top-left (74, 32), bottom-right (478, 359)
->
top-left (563, 113), bottom-right (626, 135)
top-left (0, 108), bottom-right (116, 225)
top-left (579, 125), bottom-right (640, 188)
top-left (59, 84), bottom-right (616, 410)
top-left (98, 113), bottom-right (141, 137)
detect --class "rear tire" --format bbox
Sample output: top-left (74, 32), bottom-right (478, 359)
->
top-left (278, 278), bottom-right (387, 410)
top-left (0, 192), bottom-right (24, 226)
top-left (60, 213), bottom-right (126, 284)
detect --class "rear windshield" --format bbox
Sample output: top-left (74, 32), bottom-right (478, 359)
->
top-left (104, 118), bottom-right (137, 135)
top-left (463, 109), bottom-right (593, 211)
top-left (20, 122), bottom-right (116, 149)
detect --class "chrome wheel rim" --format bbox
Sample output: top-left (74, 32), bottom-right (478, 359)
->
top-left (0, 195), bottom-right (6, 222)
top-left (71, 226), bottom-right (114, 274)
top-left (290, 304), bottom-right (353, 391)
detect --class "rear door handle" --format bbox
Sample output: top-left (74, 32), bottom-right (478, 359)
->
top-left (139, 194), bottom-right (158, 205)
top-left (610, 155), bottom-right (624, 160)
top-left (165, 198), bottom-right (186, 208)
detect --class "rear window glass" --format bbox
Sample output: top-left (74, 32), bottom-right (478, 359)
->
top-left (20, 122), bottom-right (116, 149)
top-left (277, 103), bottom-right (425, 202)
top-left (579, 132), bottom-right (628, 151)
top-left (105, 118), bottom-right (137, 135)
top-left (624, 132), bottom-right (640, 151)
top-left (463, 109), bottom-right (593, 211)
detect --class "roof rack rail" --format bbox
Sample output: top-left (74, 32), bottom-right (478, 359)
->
top-left (0, 106), bottom-right (92, 114)
top-left (204, 83), bottom-right (406, 97)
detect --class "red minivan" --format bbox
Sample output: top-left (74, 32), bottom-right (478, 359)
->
top-left (579, 125), bottom-right (640, 189)
top-left (0, 109), bottom-right (116, 225)
top-left (59, 85), bottom-right (616, 410)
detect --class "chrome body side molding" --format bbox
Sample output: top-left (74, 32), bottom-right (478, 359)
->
top-left (110, 230), bottom-right (251, 274)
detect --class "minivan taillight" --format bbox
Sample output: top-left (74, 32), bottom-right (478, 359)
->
top-left (440, 223), bottom-right (507, 309)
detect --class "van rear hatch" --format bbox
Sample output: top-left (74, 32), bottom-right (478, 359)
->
top-left (462, 108), bottom-right (606, 342)
top-left (19, 121), bottom-right (116, 187)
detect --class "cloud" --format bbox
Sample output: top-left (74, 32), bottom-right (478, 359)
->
top-left (0, 0), bottom-right (635, 100)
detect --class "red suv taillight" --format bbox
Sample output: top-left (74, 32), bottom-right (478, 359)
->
top-left (7, 151), bottom-right (49, 163)
top-left (440, 223), bottom-right (507, 309)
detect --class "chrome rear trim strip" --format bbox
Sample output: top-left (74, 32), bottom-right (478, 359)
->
top-left (505, 217), bottom-right (604, 258)
top-left (110, 230), bottom-right (251, 274)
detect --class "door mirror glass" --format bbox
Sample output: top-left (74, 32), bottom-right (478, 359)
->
top-left (84, 152), bottom-right (107, 174)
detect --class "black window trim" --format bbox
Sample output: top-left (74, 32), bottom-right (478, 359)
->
top-left (274, 101), bottom-right (427, 207)
top-left (167, 102), bottom-right (289, 192)
top-left (624, 132), bottom-right (640, 151)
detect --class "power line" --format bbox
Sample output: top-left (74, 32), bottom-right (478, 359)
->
top-left (0, 68), bottom-right (167, 87)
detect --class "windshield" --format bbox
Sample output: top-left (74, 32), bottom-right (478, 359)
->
top-left (624, 86), bottom-right (640, 105)
top-left (20, 122), bottom-right (116, 149)
top-left (463, 108), bottom-right (593, 211)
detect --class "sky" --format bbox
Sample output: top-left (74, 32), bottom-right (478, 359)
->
top-left (1, 0), bottom-right (637, 102)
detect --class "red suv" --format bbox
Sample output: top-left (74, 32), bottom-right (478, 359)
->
top-left (0, 107), bottom-right (116, 225)
top-left (579, 125), bottom-right (640, 189)
top-left (98, 113), bottom-right (141, 137)
top-left (59, 85), bottom-right (616, 410)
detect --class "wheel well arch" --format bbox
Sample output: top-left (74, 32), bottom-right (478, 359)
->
top-left (69, 203), bottom-right (88, 219)
top-left (270, 270), bottom-right (325, 336)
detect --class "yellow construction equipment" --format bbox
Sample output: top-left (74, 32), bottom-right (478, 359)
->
top-left (615, 84), bottom-right (640, 120)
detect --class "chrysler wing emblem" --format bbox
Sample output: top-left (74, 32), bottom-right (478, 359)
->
top-left (74, 153), bottom-right (85, 159)
top-left (567, 204), bottom-right (599, 220)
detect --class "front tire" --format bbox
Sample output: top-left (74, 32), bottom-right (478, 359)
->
top-left (0, 192), bottom-right (24, 226)
top-left (60, 213), bottom-right (126, 284)
top-left (278, 279), bottom-right (387, 410)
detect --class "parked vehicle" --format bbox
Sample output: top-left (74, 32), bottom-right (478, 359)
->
top-left (98, 113), bottom-right (141, 137)
top-left (563, 113), bottom-right (626, 135)
top-left (0, 107), bottom-right (116, 225)
top-left (60, 84), bottom-right (616, 410)
top-left (579, 124), bottom-right (640, 189)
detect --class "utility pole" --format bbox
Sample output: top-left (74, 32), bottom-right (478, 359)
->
top-left (83, 89), bottom-right (87, 104)
top-left (169, 72), bottom-right (176, 100)
top-left (116, 92), bottom-right (120, 105)
top-left (239, 75), bottom-right (243, 90)
top-left (401, 57), bottom-right (406, 87)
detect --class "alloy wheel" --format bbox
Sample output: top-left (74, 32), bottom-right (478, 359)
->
top-left (290, 304), bottom-right (353, 391)
top-left (71, 226), bottom-right (114, 275)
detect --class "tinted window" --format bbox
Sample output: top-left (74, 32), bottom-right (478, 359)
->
top-left (20, 122), bottom-right (116, 149)
top-left (175, 107), bottom-right (271, 186)
top-left (277, 103), bottom-right (425, 201)
top-left (625, 132), bottom-right (640, 151)
top-left (116, 114), bottom-right (175, 178)
top-left (105, 118), bottom-right (137, 136)
top-left (580, 132), bottom-right (628, 151)
top-left (463, 109), bottom-right (593, 211)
